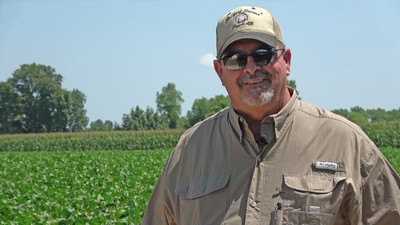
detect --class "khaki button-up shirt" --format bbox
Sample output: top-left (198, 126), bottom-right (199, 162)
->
top-left (142, 90), bottom-right (400, 225)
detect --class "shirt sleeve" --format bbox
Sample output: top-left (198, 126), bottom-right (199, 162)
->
top-left (141, 160), bottom-right (176, 225)
top-left (358, 146), bottom-right (400, 224)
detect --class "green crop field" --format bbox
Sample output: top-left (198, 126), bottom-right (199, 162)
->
top-left (382, 147), bottom-right (400, 173)
top-left (0, 148), bottom-right (399, 224)
top-left (0, 149), bottom-right (171, 224)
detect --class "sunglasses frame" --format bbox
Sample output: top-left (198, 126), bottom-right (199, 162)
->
top-left (221, 48), bottom-right (285, 71)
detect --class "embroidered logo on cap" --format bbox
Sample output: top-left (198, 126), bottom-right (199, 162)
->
top-left (235, 13), bottom-right (248, 24)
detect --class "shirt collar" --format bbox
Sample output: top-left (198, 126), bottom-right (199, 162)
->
top-left (269, 87), bottom-right (299, 140)
top-left (228, 105), bottom-right (246, 143)
top-left (228, 87), bottom-right (300, 143)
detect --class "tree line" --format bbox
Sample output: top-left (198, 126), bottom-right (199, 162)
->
top-left (0, 63), bottom-right (230, 133)
top-left (0, 64), bottom-right (88, 133)
top-left (91, 83), bottom-right (231, 131)
top-left (1, 63), bottom-right (399, 134)
top-left (332, 107), bottom-right (400, 125)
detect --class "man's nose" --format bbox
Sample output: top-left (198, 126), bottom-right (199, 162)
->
top-left (243, 56), bottom-right (260, 74)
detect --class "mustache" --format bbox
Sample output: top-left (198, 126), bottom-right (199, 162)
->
top-left (238, 71), bottom-right (272, 86)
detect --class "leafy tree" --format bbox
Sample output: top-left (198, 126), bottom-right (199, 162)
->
top-left (350, 106), bottom-right (365, 114)
top-left (333, 106), bottom-right (400, 126)
top-left (113, 122), bottom-right (122, 130)
top-left (388, 108), bottom-right (400, 121)
top-left (348, 113), bottom-right (368, 125)
top-left (144, 106), bottom-right (165, 130)
top-left (90, 119), bottom-right (105, 131)
top-left (89, 119), bottom-right (114, 131)
top-left (66, 89), bottom-right (89, 131)
top-left (287, 79), bottom-right (297, 89)
top-left (366, 108), bottom-right (387, 122)
top-left (9, 63), bottom-right (66, 132)
top-left (156, 83), bottom-right (184, 129)
top-left (348, 106), bottom-right (368, 125)
top-left (122, 106), bottom-right (146, 130)
top-left (332, 108), bottom-right (351, 119)
top-left (0, 63), bottom-right (88, 133)
top-left (185, 94), bottom-right (230, 127)
top-left (0, 82), bottom-right (18, 133)
top-left (287, 79), bottom-right (301, 99)
top-left (104, 120), bottom-right (114, 130)
top-left (121, 106), bottom-right (165, 130)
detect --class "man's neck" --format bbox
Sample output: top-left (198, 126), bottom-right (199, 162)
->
top-left (234, 87), bottom-right (292, 141)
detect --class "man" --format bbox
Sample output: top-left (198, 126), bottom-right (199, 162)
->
top-left (142, 6), bottom-right (400, 225)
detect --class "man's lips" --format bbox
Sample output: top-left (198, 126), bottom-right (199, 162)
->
top-left (244, 78), bottom-right (265, 85)
top-left (238, 71), bottom-right (271, 87)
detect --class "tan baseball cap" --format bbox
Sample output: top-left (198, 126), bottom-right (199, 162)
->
top-left (216, 6), bottom-right (284, 59)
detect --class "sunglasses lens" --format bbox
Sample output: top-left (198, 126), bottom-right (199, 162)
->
top-left (224, 53), bottom-right (247, 70)
top-left (253, 49), bottom-right (274, 66)
top-left (222, 49), bottom-right (276, 71)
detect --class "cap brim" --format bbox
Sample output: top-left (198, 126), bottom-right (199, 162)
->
top-left (217, 32), bottom-right (279, 59)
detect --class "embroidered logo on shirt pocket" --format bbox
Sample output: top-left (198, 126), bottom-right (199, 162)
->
top-left (277, 173), bottom-right (346, 225)
top-left (175, 174), bottom-right (230, 225)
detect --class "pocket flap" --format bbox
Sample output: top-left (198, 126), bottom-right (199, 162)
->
top-left (175, 174), bottom-right (230, 199)
top-left (284, 173), bottom-right (346, 193)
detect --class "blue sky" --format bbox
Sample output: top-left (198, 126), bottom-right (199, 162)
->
top-left (0, 0), bottom-right (399, 123)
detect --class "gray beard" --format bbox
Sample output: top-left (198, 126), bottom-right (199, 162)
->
top-left (238, 71), bottom-right (274, 106)
top-left (243, 87), bottom-right (274, 106)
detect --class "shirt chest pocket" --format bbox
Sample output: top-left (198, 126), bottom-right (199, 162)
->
top-left (275, 173), bottom-right (346, 225)
top-left (175, 174), bottom-right (230, 225)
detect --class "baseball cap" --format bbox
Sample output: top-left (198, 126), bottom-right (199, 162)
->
top-left (216, 6), bottom-right (284, 59)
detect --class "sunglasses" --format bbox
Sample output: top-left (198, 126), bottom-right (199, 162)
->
top-left (221, 48), bottom-right (285, 71)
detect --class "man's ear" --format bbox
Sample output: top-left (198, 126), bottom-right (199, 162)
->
top-left (213, 60), bottom-right (225, 85)
top-left (283, 48), bottom-right (292, 76)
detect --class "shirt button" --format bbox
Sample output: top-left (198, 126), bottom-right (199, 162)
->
top-left (250, 201), bottom-right (257, 208)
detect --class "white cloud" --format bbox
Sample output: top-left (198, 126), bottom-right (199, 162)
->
top-left (199, 53), bottom-right (215, 67)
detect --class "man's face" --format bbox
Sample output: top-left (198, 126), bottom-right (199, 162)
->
top-left (214, 39), bottom-right (291, 111)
